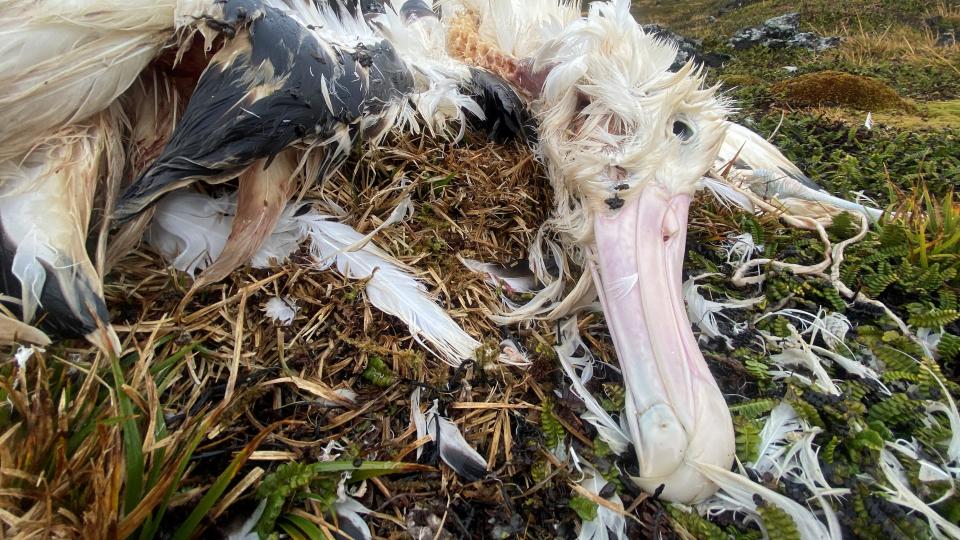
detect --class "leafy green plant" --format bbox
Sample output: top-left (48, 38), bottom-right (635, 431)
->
top-left (255, 460), bottom-right (429, 538)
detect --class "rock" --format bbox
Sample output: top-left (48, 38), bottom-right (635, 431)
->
top-left (938, 31), bottom-right (957, 47)
top-left (729, 12), bottom-right (840, 52)
top-left (642, 24), bottom-right (730, 71)
top-left (926, 15), bottom-right (959, 47)
top-left (763, 12), bottom-right (802, 39)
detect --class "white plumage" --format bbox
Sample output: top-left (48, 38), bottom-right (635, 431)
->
top-left (147, 190), bottom-right (479, 366)
top-left (301, 211), bottom-right (480, 366)
top-left (0, 0), bottom-right (210, 163)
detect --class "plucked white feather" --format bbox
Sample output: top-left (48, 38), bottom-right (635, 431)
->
top-left (498, 338), bottom-right (532, 368)
top-left (752, 402), bottom-right (803, 477)
top-left (724, 233), bottom-right (764, 267)
top-left (411, 388), bottom-right (488, 480)
top-left (769, 346), bottom-right (840, 396)
top-left (682, 276), bottom-right (762, 346)
top-left (300, 212), bottom-right (479, 365)
top-left (148, 191), bottom-right (479, 365)
top-left (576, 465), bottom-right (627, 540)
top-left (146, 192), bottom-right (236, 277)
top-left (224, 500), bottom-right (266, 540)
top-left (458, 257), bottom-right (537, 294)
top-left (744, 402), bottom-right (848, 534)
top-left (701, 176), bottom-right (757, 213)
top-left (763, 309), bottom-right (887, 388)
top-left (332, 495), bottom-right (373, 540)
top-left (556, 317), bottom-right (631, 455)
top-left (695, 461), bottom-right (840, 540)
top-left (878, 449), bottom-right (960, 540)
top-left (263, 297), bottom-right (299, 326)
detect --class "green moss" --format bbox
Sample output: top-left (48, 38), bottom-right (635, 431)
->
top-left (720, 73), bottom-right (766, 89)
top-left (882, 99), bottom-right (960, 129)
top-left (773, 71), bottom-right (910, 111)
top-left (361, 356), bottom-right (395, 388)
top-left (741, 113), bottom-right (960, 200)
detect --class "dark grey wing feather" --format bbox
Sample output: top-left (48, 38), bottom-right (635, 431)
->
top-left (0, 222), bottom-right (109, 339)
top-left (462, 68), bottom-right (532, 144)
top-left (115, 1), bottom-right (415, 221)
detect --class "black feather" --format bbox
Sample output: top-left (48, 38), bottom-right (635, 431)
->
top-left (463, 68), bottom-right (534, 144)
top-left (115, 2), bottom-right (415, 221)
top-left (0, 222), bottom-right (109, 338)
top-left (399, 0), bottom-right (436, 22)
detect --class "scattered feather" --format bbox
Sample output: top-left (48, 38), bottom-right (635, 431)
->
top-left (411, 388), bottom-right (488, 480)
top-left (683, 276), bottom-right (762, 346)
top-left (695, 461), bottom-right (839, 540)
top-left (725, 233), bottom-right (764, 267)
top-left (459, 256), bottom-right (537, 293)
top-left (149, 191), bottom-right (478, 365)
top-left (333, 493), bottom-right (373, 540)
top-left (340, 190), bottom-right (414, 253)
top-left (498, 338), bottom-right (532, 368)
top-left (300, 212), bottom-right (479, 365)
top-left (263, 296), bottom-right (298, 326)
top-left (764, 309), bottom-right (885, 387)
top-left (886, 440), bottom-right (955, 491)
top-left (702, 177), bottom-right (756, 213)
top-left (878, 449), bottom-right (960, 540)
top-left (576, 466), bottom-right (627, 540)
top-left (146, 192), bottom-right (236, 277)
top-left (752, 402), bottom-right (803, 477)
top-left (224, 500), bottom-right (267, 540)
top-left (769, 346), bottom-right (840, 395)
top-left (555, 318), bottom-right (631, 454)
top-left (14, 346), bottom-right (36, 371)
top-left (918, 328), bottom-right (943, 359)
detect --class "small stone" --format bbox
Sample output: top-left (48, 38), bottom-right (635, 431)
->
top-left (937, 31), bottom-right (957, 48)
top-left (641, 24), bottom-right (728, 70)
top-left (729, 12), bottom-right (839, 52)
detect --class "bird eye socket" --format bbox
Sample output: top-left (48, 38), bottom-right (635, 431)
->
top-left (672, 120), bottom-right (694, 142)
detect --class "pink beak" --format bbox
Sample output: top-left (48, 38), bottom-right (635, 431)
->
top-left (591, 183), bottom-right (735, 503)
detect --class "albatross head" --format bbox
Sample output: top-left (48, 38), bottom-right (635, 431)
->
top-left (518, 0), bottom-right (734, 502)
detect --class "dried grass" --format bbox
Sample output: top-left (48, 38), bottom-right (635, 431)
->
top-left (0, 132), bottom-right (670, 538)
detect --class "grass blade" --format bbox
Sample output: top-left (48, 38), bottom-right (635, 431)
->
top-left (170, 422), bottom-right (280, 540)
top-left (111, 355), bottom-right (144, 516)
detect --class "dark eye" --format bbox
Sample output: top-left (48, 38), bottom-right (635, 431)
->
top-left (672, 120), bottom-right (694, 142)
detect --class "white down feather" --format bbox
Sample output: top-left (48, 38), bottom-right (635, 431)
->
top-left (147, 191), bottom-right (479, 365)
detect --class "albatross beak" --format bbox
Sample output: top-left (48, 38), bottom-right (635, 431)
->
top-left (591, 183), bottom-right (734, 503)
